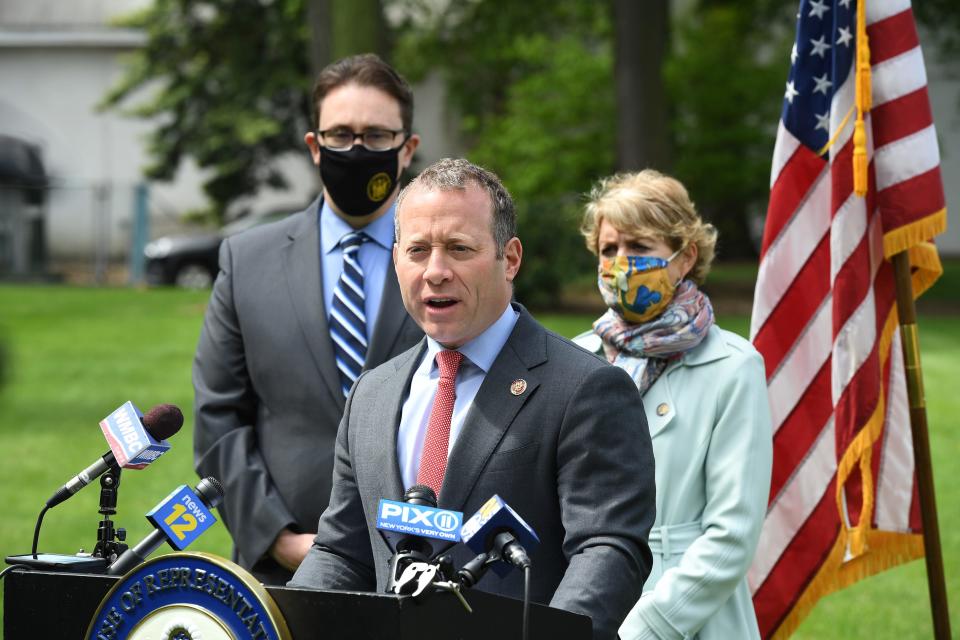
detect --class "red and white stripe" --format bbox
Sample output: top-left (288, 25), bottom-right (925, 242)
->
top-left (748, 1), bottom-right (943, 636)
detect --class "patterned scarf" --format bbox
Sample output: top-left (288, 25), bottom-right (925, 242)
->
top-left (593, 280), bottom-right (715, 395)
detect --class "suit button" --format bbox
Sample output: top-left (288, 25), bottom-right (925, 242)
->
top-left (656, 403), bottom-right (669, 416)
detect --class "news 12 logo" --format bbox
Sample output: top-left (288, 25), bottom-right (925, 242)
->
top-left (375, 499), bottom-right (463, 542)
top-left (99, 401), bottom-right (171, 469)
top-left (146, 485), bottom-right (216, 551)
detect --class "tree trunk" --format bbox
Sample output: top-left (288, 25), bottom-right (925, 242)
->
top-left (306, 0), bottom-right (331, 76)
top-left (613, 0), bottom-right (672, 172)
top-left (306, 0), bottom-right (389, 75)
top-left (331, 0), bottom-right (388, 60)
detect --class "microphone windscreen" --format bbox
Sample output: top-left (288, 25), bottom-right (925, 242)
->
top-left (142, 404), bottom-right (184, 440)
top-left (195, 476), bottom-right (225, 508)
top-left (404, 484), bottom-right (437, 507)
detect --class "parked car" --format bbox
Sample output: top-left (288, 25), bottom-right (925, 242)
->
top-left (144, 208), bottom-right (296, 288)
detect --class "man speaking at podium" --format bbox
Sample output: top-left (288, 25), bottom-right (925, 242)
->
top-left (290, 158), bottom-right (656, 639)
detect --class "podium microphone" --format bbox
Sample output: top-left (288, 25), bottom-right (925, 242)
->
top-left (460, 495), bottom-right (539, 574)
top-left (390, 485), bottom-right (438, 560)
top-left (108, 477), bottom-right (224, 576)
top-left (375, 485), bottom-right (463, 593)
top-left (46, 403), bottom-right (182, 509)
top-left (459, 496), bottom-right (540, 640)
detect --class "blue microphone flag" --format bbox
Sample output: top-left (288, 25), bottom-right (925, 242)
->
top-left (461, 495), bottom-right (540, 576)
top-left (145, 484), bottom-right (217, 550)
top-left (376, 499), bottom-right (463, 543)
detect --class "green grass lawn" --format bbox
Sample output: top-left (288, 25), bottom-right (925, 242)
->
top-left (0, 285), bottom-right (957, 637)
top-left (0, 287), bottom-right (232, 563)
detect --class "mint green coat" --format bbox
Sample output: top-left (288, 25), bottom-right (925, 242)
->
top-left (575, 325), bottom-right (772, 640)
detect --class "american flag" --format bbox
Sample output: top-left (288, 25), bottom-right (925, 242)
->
top-left (748, 0), bottom-right (946, 637)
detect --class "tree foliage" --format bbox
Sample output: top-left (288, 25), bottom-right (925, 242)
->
top-left (468, 34), bottom-right (615, 306)
top-left (393, 0), bottom-right (614, 305)
top-left (916, 0), bottom-right (960, 58)
top-left (102, 0), bottom-right (313, 221)
top-left (102, 0), bottom-right (949, 288)
top-left (394, 0), bottom-right (793, 302)
top-left (665, 1), bottom-right (792, 259)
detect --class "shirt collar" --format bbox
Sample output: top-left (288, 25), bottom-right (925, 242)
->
top-left (424, 303), bottom-right (519, 373)
top-left (320, 198), bottom-right (396, 254)
top-left (678, 324), bottom-right (729, 367)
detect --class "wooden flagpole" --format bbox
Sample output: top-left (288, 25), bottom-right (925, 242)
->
top-left (891, 251), bottom-right (951, 639)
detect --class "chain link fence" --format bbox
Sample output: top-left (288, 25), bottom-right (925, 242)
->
top-left (0, 179), bottom-right (200, 285)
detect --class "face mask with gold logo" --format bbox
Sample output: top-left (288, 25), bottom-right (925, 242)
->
top-left (598, 250), bottom-right (683, 324)
top-left (319, 142), bottom-right (405, 217)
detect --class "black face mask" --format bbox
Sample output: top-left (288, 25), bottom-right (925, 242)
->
top-left (319, 144), bottom-right (404, 217)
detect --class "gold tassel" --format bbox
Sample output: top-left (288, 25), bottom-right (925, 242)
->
top-left (853, 117), bottom-right (868, 196)
top-left (853, 0), bottom-right (871, 196)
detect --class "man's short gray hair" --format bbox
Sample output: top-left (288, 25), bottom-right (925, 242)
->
top-left (395, 158), bottom-right (516, 258)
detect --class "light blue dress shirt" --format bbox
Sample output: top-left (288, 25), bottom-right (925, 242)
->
top-left (319, 200), bottom-right (395, 342)
top-left (397, 304), bottom-right (520, 490)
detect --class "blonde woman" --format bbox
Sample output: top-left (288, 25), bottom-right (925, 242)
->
top-left (575, 170), bottom-right (772, 640)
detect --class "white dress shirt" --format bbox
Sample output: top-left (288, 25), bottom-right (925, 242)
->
top-left (397, 304), bottom-right (519, 490)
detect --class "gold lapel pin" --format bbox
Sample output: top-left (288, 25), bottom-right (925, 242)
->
top-left (656, 402), bottom-right (670, 416)
top-left (510, 379), bottom-right (527, 396)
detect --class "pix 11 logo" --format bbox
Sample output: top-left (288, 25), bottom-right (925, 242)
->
top-left (375, 500), bottom-right (462, 542)
top-left (146, 485), bottom-right (216, 551)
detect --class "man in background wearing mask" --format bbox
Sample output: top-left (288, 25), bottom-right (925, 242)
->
top-left (193, 53), bottom-right (424, 585)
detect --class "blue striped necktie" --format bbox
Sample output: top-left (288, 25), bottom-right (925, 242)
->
top-left (329, 231), bottom-right (369, 397)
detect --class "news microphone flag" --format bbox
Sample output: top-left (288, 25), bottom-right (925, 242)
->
top-left (376, 499), bottom-right (462, 544)
top-left (100, 401), bottom-right (171, 469)
top-left (748, 0), bottom-right (945, 636)
top-left (460, 495), bottom-right (539, 577)
top-left (108, 478), bottom-right (223, 576)
top-left (146, 484), bottom-right (217, 551)
top-left (46, 402), bottom-right (181, 509)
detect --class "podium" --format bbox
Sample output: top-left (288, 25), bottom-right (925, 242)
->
top-left (4, 563), bottom-right (592, 639)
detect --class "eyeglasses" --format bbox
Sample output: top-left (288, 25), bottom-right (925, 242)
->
top-left (317, 127), bottom-right (407, 151)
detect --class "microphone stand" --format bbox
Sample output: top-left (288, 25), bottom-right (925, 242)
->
top-left (92, 463), bottom-right (128, 564)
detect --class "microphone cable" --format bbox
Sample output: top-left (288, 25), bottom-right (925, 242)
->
top-left (30, 505), bottom-right (49, 559)
top-left (522, 565), bottom-right (531, 640)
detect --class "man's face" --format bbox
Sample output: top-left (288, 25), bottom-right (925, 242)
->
top-left (393, 184), bottom-right (522, 349)
top-left (304, 83), bottom-right (419, 223)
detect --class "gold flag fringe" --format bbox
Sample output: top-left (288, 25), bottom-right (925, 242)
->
top-left (882, 209), bottom-right (947, 260)
top-left (772, 530), bottom-right (924, 639)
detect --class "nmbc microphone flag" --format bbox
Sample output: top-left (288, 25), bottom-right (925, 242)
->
top-left (100, 401), bottom-right (171, 469)
top-left (748, 0), bottom-right (945, 637)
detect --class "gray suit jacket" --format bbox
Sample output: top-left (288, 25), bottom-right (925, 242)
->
top-left (193, 197), bottom-right (424, 583)
top-left (290, 306), bottom-right (656, 640)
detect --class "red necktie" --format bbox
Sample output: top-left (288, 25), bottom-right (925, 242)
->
top-left (416, 349), bottom-right (464, 495)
